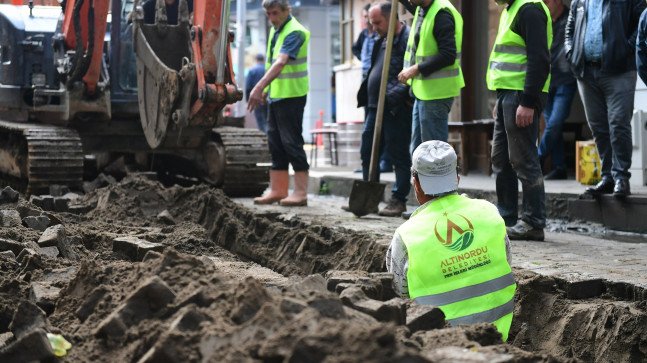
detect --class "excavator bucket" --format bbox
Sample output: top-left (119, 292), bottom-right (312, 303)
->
top-left (132, 0), bottom-right (194, 149)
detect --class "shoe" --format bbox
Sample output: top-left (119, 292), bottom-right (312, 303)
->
top-left (378, 198), bottom-right (407, 217)
top-left (613, 179), bottom-right (631, 197)
top-left (544, 168), bottom-right (567, 180)
top-left (585, 179), bottom-right (614, 195)
top-left (341, 205), bottom-right (378, 214)
top-left (353, 168), bottom-right (363, 173)
top-left (506, 220), bottom-right (544, 241)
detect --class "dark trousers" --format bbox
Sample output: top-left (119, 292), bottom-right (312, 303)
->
top-left (360, 106), bottom-right (412, 202)
top-left (267, 96), bottom-right (309, 171)
top-left (491, 90), bottom-right (546, 229)
top-left (577, 66), bottom-right (636, 182)
top-left (539, 83), bottom-right (577, 171)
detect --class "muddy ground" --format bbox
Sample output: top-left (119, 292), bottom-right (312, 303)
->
top-left (0, 174), bottom-right (645, 362)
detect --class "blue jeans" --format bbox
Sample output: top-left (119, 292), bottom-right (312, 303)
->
top-left (410, 97), bottom-right (454, 155)
top-left (491, 90), bottom-right (546, 229)
top-left (267, 96), bottom-right (309, 171)
top-left (361, 106), bottom-right (412, 202)
top-left (254, 103), bottom-right (268, 132)
top-left (577, 66), bottom-right (636, 181)
top-left (538, 83), bottom-right (577, 171)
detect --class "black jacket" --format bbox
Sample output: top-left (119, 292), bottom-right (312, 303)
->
top-left (357, 23), bottom-right (413, 115)
top-left (565, 0), bottom-right (646, 77)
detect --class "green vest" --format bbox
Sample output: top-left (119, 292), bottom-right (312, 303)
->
top-left (397, 195), bottom-right (516, 341)
top-left (265, 16), bottom-right (310, 99)
top-left (403, 0), bottom-right (464, 100)
top-left (486, 0), bottom-right (551, 93)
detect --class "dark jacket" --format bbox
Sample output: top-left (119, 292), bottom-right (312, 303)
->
top-left (565, 0), bottom-right (646, 77)
top-left (357, 23), bottom-right (413, 116)
top-left (638, 9), bottom-right (647, 84)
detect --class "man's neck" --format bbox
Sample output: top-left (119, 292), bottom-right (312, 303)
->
top-left (552, 5), bottom-right (565, 21)
top-left (394, 21), bottom-right (403, 36)
top-left (421, 0), bottom-right (434, 8)
top-left (274, 15), bottom-right (291, 30)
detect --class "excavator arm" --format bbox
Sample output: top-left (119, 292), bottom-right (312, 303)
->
top-left (132, 0), bottom-right (242, 149)
top-left (60, 0), bottom-right (110, 96)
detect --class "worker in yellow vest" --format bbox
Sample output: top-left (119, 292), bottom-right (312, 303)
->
top-left (386, 140), bottom-right (515, 341)
top-left (248, 0), bottom-right (310, 207)
top-left (487, 0), bottom-right (551, 241)
top-left (397, 0), bottom-right (464, 154)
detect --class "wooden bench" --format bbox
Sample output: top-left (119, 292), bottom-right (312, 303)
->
top-left (448, 119), bottom-right (495, 175)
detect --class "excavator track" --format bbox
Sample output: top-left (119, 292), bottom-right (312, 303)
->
top-left (0, 120), bottom-right (84, 195)
top-left (215, 127), bottom-right (270, 198)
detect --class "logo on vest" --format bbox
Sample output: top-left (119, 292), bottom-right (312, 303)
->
top-left (434, 212), bottom-right (474, 251)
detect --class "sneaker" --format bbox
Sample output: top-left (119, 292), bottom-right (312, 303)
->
top-left (544, 168), bottom-right (567, 180)
top-left (378, 198), bottom-right (406, 217)
top-left (506, 220), bottom-right (544, 241)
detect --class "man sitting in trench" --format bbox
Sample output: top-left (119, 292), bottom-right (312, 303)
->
top-left (386, 140), bottom-right (516, 341)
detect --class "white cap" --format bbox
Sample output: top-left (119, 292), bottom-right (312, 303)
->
top-left (412, 140), bottom-right (458, 196)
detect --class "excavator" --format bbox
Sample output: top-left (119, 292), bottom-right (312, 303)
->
top-left (0, 0), bottom-right (270, 196)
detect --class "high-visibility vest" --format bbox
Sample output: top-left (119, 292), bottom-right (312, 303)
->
top-left (265, 16), bottom-right (310, 98)
top-left (397, 194), bottom-right (516, 341)
top-left (403, 0), bottom-right (464, 100)
top-left (486, 0), bottom-right (551, 92)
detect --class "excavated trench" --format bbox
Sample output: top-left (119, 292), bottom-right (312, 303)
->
top-left (0, 174), bottom-right (645, 362)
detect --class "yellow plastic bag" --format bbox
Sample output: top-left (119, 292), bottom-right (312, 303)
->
top-left (47, 333), bottom-right (72, 357)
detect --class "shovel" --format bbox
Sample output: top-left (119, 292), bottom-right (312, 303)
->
top-left (349, 0), bottom-right (399, 217)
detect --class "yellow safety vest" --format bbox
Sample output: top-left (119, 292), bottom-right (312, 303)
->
top-left (486, 0), bottom-right (551, 93)
top-left (403, 0), bottom-right (464, 100)
top-left (397, 194), bottom-right (516, 341)
top-left (265, 16), bottom-right (310, 99)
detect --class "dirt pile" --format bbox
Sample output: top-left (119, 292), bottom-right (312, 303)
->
top-left (0, 174), bottom-right (643, 362)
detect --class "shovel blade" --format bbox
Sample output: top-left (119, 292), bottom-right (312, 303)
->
top-left (348, 180), bottom-right (386, 217)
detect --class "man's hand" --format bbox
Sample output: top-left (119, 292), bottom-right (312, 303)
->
top-left (492, 104), bottom-right (497, 120)
top-left (515, 105), bottom-right (534, 128)
top-left (247, 86), bottom-right (265, 112)
top-left (398, 65), bottom-right (419, 84)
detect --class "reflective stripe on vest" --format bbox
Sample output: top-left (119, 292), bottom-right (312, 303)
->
top-left (486, 0), bottom-right (551, 92)
top-left (397, 194), bottom-right (516, 341)
top-left (448, 297), bottom-right (514, 326)
top-left (414, 272), bottom-right (515, 306)
top-left (403, 0), bottom-right (464, 100)
top-left (265, 17), bottom-right (310, 99)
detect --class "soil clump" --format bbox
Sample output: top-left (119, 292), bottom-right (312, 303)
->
top-left (0, 174), bottom-right (643, 362)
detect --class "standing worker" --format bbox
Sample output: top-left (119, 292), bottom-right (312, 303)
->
top-left (397, 0), bottom-right (464, 154)
top-left (353, 3), bottom-right (393, 173)
top-left (487, 0), bottom-right (551, 241)
top-left (248, 0), bottom-right (310, 207)
top-left (386, 141), bottom-right (515, 341)
top-left (356, 2), bottom-right (413, 217)
top-left (565, 0), bottom-right (645, 197)
top-left (246, 54), bottom-right (269, 132)
top-left (538, 0), bottom-right (577, 180)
